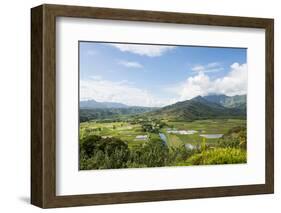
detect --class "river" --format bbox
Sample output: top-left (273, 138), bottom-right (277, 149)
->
top-left (159, 133), bottom-right (168, 145)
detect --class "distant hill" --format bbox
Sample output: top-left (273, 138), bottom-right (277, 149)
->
top-left (147, 95), bottom-right (246, 121)
top-left (80, 99), bottom-right (129, 109)
top-left (79, 99), bottom-right (158, 122)
top-left (80, 95), bottom-right (246, 122)
top-left (80, 107), bottom-right (158, 122)
top-left (203, 94), bottom-right (246, 110)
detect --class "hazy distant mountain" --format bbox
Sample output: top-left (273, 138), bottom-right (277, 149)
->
top-left (203, 94), bottom-right (246, 110)
top-left (79, 99), bottom-right (157, 122)
top-left (80, 99), bottom-right (129, 109)
top-left (147, 95), bottom-right (246, 121)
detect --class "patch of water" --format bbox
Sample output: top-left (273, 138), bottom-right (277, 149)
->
top-left (167, 129), bottom-right (198, 135)
top-left (159, 133), bottom-right (168, 145)
top-left (199, 134), bottom-right (223, 139)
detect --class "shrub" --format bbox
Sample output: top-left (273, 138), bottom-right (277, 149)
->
top-left (218, 126), bottom-right (247, 149)
top-left (186, 148), bottom-right (246, 165)
top-left (139, 139), bottom-right (169, 167)
top-left (168, 144), bottom-right (196, 164)
top-left (79, 135), bottom-right (130, 169)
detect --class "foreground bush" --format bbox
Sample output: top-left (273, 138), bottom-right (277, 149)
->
top-left (186, 148), bottom-right (246, 165)
top-left (80, 135), bottom-right (130, 169)
top-left (79, 134), bottom-right (247, 170)
top-left (79, 135), bottom-right (192, 169)
top-left (218, 126), bottom-right (247, 149)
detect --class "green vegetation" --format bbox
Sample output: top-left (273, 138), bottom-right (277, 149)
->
top-left (80, 107), bottom-right (156, 122)
top-left (79, 95), bottom-right (247, 170)
top-left (218, 126), bottom-right (247, 149)
top-left (203, 94), bottom-right (246, 110)
top-left (80, 135), bottom-right (195, 169)
top-left (79, 118), bottom-right (247, 170)
top-left (147, 96), bottom-right (246, 121)
top-left (185, 148), bottom-right (246, 165)
top-left (80, 135), bottom-right (129, 169)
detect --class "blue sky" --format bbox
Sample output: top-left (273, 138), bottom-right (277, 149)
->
top-left (80, 42), bottom-right (247, 107)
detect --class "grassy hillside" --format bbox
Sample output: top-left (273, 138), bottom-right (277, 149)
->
top-left (146, 96), bottom-right (246, 121)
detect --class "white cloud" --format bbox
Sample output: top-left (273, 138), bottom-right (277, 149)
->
top-left (118, 60), bottom-right (143, 68)
top-left (81, 63), bottom-right (247, 107)
top-left (109, 43), bottom-right (175, 57)
top-left (80, 77), bottom-right (168, 107)
top-left (178, 63), bottom-right (247, 100)
top-left (191, 65), bottom-right (205, 72)
top-left (191, 62), bottom-right (224, 73)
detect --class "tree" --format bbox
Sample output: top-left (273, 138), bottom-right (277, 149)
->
top-left (139, 139), bottom-right (169, 167)
top-left (80, 135), bottom-right (103, 157)
top-left (218, 126), bottom-right (247, 149)
top-left (79, 135), bottom-right (130, 169)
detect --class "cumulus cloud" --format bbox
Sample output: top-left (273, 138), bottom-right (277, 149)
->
top-left (108, 43), bottom-right (175, 57)
top-left (117, 60), bottom-right (143, 68)
top-left (191, 62), bottom-right (224, 73)
top-left (178, 62), bottom-right (247, 100)
top-left (80, 76), bottom-right (168, 107)
top-left (81, 63), bottom-right (247, 107)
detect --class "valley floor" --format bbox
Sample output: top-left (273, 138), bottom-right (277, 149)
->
top-left (80, 119), bottom-right (245, 148)
top-left (79, 118), bottom-right (247, 170)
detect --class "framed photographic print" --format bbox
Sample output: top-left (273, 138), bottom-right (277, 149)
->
top-left (31, 4), bottom-right (274, 208)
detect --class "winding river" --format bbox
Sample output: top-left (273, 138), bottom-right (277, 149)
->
top-left (159, 133), bottom-right (168, 145)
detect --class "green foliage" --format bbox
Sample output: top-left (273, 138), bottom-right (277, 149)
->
top-left (79, 94), bottom-right (248, 170)
top-left (139, 139), bottom-right (169, 167)
top-left (168, 144), bottom-right (196, 164)
top-left (135, 120), bottom-right (167, 134)
top-left (80, 135), bottom-right (102, 157)
top-left (218, 126), bottom-right (247, 149)
top-left (141, 123), bottom-right (155, 133)
top-left (80, 135), bottom-right (129, 169)
top-left (186, 148), bottom-right (246, 165)
top-left (147, 96), bottom-right (246, 121)
top-left (79, 119), bottom-right (247, 170)
top-left (80, 107), bottom-right (156, 122)
top-left (80, 134), bottom-right (193, 170)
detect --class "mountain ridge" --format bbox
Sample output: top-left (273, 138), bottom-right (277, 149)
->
top-left (203, 94), bottom-right (246, 109)
top-left (146, 95), bottom-right (246, 121)
top-left (80, 94), bottom-right (246, 122)
top-left (80, 99), bottom-right (129, 109)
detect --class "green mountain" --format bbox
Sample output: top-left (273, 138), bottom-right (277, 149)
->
top-left (147, 95), bottom-right (246, 121)
top-left (80, 106), bottom-right (157, 122)
top-left (203, 94), bottom-right (246, 110)
top-left (80, 95), bottom-right (246, 122)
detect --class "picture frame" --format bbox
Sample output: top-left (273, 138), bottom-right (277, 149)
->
top-left (31, 4), bottom-right (274, 208)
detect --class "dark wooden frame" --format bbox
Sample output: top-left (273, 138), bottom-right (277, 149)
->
top-left (31, 4), bottom-right (274, 208)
